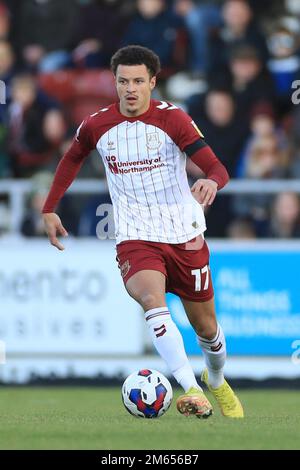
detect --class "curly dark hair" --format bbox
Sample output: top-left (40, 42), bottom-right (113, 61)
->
top-left (111, 45), bottom-right (161, 78)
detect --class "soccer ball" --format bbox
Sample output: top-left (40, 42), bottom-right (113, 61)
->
top-left (122, 369), bottom-right (173, 418)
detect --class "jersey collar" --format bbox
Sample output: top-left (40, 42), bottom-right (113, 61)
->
top-left (114, 100), bottom-right (154, 121)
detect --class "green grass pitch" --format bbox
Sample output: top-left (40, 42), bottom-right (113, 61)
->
top-left (0, 387), bottom-right (299, 450)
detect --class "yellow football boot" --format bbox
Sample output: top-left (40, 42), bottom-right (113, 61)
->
top-left (201, 369), bottom-right (244, 418)
top-left (176, 386), bottom-right (213, 419)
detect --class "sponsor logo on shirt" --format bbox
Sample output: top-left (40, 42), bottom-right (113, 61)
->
top-left (105, 155), bottom-right (165, 174)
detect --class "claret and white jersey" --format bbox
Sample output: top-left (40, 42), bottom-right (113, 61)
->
top-left (76, 99), bottom-right (206, 245)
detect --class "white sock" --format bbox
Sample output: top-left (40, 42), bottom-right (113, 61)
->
top-left (197, 324), bottom-right (226, 389)
top-left (145, 307), bottom-right (201, 392)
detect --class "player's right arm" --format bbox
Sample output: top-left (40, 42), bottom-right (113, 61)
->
top-left (42, 118), bottom-right (93, 250)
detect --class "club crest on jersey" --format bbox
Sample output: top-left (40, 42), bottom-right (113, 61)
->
top-left (120, 260), bottom-right (131, 278)
top-left (146, 132), bottom-right (161, 150)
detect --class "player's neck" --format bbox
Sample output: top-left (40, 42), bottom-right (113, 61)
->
top-left (119, 100), bottom-right (152, 118)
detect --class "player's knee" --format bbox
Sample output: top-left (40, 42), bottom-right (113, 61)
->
top-left (196, 322), bottom-right (217, 340)
top-left (139, 293), bottom-right (162, 311)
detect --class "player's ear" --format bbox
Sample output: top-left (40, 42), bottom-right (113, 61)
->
top-left (150, 76), bottom-right (156, 90)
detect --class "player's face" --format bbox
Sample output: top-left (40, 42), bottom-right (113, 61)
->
top-left (115, 64), bottom-right (156, 117)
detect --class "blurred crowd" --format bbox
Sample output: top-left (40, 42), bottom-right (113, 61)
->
top-left (0, 0), bottom-right (300, 239)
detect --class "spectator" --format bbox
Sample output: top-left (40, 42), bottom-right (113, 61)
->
top-left (0, 123), bottom-right (9, 177)
top-left (21, 170), bottom-right (79, 236)
top-left (243, 135), bottom-right (288, 179)
top-left (0, 116), bottom-right (8, 176)
top-left (266, 22), bottom-right (300, 116)
top-left (285, 0), bottom-right (300, 21)
top-left (187, 87), bottom-right (249, 176)
top-left (122, 0), bottom-right (186, 73)
top-left (174, 0), bottom-right (222, 75)
top-left (227, 216), bottom-right (256, 238)
top-left (236, 102), bottom-right (288, 177)
top-left (232, 134), bottom-right (289, 236)
top-left (72, 0), bottom-right (131, 69)
top-left (0, 2), bottom-right (11, 41)
top-left (0, 40), bottom-right (19, 104)
top-left (247, 0), bottom-right (283, 18)
top-left (0, 40), bottom-right (17, 177)
top-left (17, 0), bottom-right (79, 72)
top-left (8, 74), bottom-right (61, 177)
top-left (266, 192), bottom-right (300, 238)
top-left (40, 108), bottom-right (69, 171)
top-left (187, 88), bottom-right (247, 236)
top-left (0, 198), bottom-right (10, 234)
top-left (289, 104), bottom-right (300, 177)
top-left (21, 171), bottom-right (53, 237)
top-left (227, 45), bottom-right (276, 120)
top-left (43, 109), bottom-right (67, 149)
top-left (208, 0), bottom-right (268, 74)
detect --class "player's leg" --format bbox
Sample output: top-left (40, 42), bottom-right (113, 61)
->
top-left (166, 237), bottom-right (242, 417)
top-left (165, 238), bottom-right (225, 386)
top-left (181, 297), bottom-right (226, 389)
top-left (126, 270), bottom-right (206, 396)
top-left (125, 269), bottom-right (166, 310)
top-left (181, 297), bottom-right (244, 418)
top-left (117, 241), bottom-right (213, 418)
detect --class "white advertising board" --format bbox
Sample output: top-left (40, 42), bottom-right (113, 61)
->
top-left (0, 238), bottom-right (143, 356)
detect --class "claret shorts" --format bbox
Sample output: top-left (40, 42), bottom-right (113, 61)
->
top-left (116, 235), bottom-right (214, 302)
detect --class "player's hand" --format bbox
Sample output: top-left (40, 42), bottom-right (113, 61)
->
top-left (191, 179), bottom-right (218, 206)
top-left (43, 213), bottom-right (68, 251)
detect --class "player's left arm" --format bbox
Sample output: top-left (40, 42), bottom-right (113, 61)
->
top-left (164, 105), bottom-right (229, 206)
top-left (184, 139), bottom-right (230, 206)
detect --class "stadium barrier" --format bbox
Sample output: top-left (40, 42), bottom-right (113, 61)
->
top-left (1, 179), bottom-right (300, 233)
top-left (0, 237), bottom-right (300, 383)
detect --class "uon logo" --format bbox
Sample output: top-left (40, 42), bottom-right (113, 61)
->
top-left (0, 80), bottom-right (6, 104)
top-left (0, 340), bottom-right (6, 364)
top-left (106, 155), bottom-right (119, 174)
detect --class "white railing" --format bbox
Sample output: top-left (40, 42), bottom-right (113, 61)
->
top-left (1, 178), bottom-right (300, 233)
